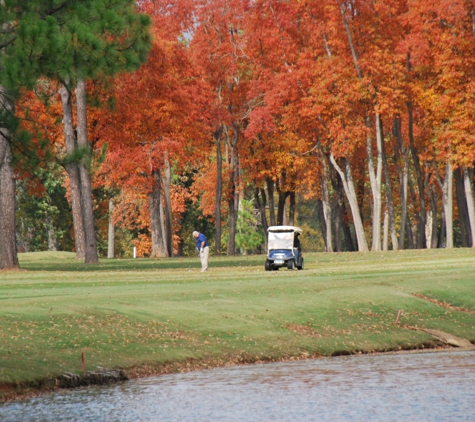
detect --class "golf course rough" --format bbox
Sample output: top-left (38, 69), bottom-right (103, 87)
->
top-left (1, 249), bottom-right (474, 402)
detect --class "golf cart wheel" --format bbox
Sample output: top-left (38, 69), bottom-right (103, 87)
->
top-left (265, 260), bottom-right (272, 271)
top-left (297, 257), bottom-right (304, 270)
top-left (287, 259), bottom-right (295, 270)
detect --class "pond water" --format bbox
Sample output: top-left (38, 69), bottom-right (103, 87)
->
top-left (2, 350), bottom-right (474, 422)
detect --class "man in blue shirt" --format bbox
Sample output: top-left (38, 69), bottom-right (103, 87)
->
top-left (193, 231), bottom-right (209, 272)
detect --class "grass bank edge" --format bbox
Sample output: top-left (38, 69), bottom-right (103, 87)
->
top-left (0, 335), bottom-right (451, 404)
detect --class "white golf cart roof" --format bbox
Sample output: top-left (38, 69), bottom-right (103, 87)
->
top-left (267, 226), bottom-right (302, 233)
top-left (267, 226), bottom-right (302, 251)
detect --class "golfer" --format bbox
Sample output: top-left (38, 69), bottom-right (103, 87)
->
top-left (193, 231), bottom-right (209, 272)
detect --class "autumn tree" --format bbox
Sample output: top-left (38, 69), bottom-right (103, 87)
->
top-left (93, 2), bottom-right (207, 257)
top-left (400, 0), bottom-right (475, 248)
top-left (185, 0), bottom-right (253, 255)
top-left (242, 0), bottom-right (311, 232)
top-left (6, 0), bottom-right (151, 263)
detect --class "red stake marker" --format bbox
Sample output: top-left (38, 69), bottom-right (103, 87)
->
top-left (395, 309), bottom-right (402, 324)
top-left (81, 352), bottom-right (85, 371)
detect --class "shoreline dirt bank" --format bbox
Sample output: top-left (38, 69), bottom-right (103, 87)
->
top-left (2, 338), bottom-right (473, 404)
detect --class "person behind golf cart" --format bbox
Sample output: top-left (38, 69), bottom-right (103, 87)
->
top-left (265, 226), bottom-right (304, 271)
top-left (293, 232), bottom-right (301, 264)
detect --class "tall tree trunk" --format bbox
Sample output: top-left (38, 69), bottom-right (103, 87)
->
top-left (59, 83), bottom-right (86, 260)
top-left (214, 126), bottom-right (224, 255)
top-left (445, 162), bottom-right (454, 248)
top-left (150, 171), bottom-right (167, 258)
top-left (76, 78), bottom-right (98, 264)
top-left (227, 125), bottom-right (239, 255)
top-left (455, 167), bottom-right (470, 247)
top-left (331, 167), bottom-right (346, 252)
top-left (406, 53), bottom-right (426, 248)
top-left (406, 217), bottom-right (415, 249)
top-left (277, 190), bottom-right (289, 226)
top-left (163, 157), bottom-right (173, 257)
top-left (254, 186), bottom-right (268, 252)
top-left (425, 210), bottom-right (433, 249)
top-left (330, 155), bottom-right (369, 251)
top-left (321, 34), bottom-right (340, 252)
top-left (319, 146), bottom-right (333, 252)
top-left (337, 0), bottom-right (363, 79)
top-left (436, 160), bottom-right (453, 248)
top-left (68, 164), bottom-right (86, 258)
top-left (383, 208), bottom-right (389, 251)
top-left (288, 192), bottom-right (296, 226)
top-left (159, 191), bottom-right (167, 253)
top-left (332, 194), bottom-right (343, 252)
top-left (337, 0), bottom-right (372, 253)
top-left (428, 182), bottom-right (439, 248)
top-left (46, 215), bottom-right (57, 251)
top-left (255, 187), bottom-right (268, 233)
top-left (401, 180), bottom-right (412, 248)
top-left (342, 203), bottom-right (356, 252)
top-left (0, 137), bottom-right (18, 269)
top-left (407, 101), bottom-right (426, 249)
top-left (17, 219), bottom-right (28, 253)
top-left (343, 218), bottom-right (356, 252)
top-left (266, 177), bottom-right (276, 226)
top-left (438, 206), bottom-right (446, 248)
top-left (366, 114), bottom-right (383, 251)
top-left (395, 120), bottom-right (409, 250)
top-left (227, 188), bottom-right (237, 255)
top-left (462, 166), bottom-right (475, 247)
top-left (316, 200), bottom-right (328, 250)
top-left (0, 42), bottom-right (18, 269)
top-left (382, 119), bottom-right (398, 250)
top-left (0, 83), bottom-right (19, 269)
top-left (107, 199), bottom-right (115, 259)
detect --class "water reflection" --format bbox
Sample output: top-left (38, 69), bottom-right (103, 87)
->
top-left (2, 350), bottom-right (474, 421)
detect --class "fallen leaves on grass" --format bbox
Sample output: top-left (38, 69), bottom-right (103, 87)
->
top-left (283, 324), bottom-right (322, 338)
top-left (413, 293), bottom-right (475, 314)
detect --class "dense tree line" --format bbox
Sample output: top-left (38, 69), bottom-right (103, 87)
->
top-left (1, 0), bottom-right (475, 269)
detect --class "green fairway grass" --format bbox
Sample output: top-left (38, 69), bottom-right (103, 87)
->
top-left (1, 249), bottom-right (474, 400)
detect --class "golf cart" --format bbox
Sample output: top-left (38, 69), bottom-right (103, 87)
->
top-left (265, 225), bottom-right (304, 271)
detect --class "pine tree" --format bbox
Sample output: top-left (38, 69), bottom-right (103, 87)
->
top-left (1, 0), bottom-right (151, 266)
